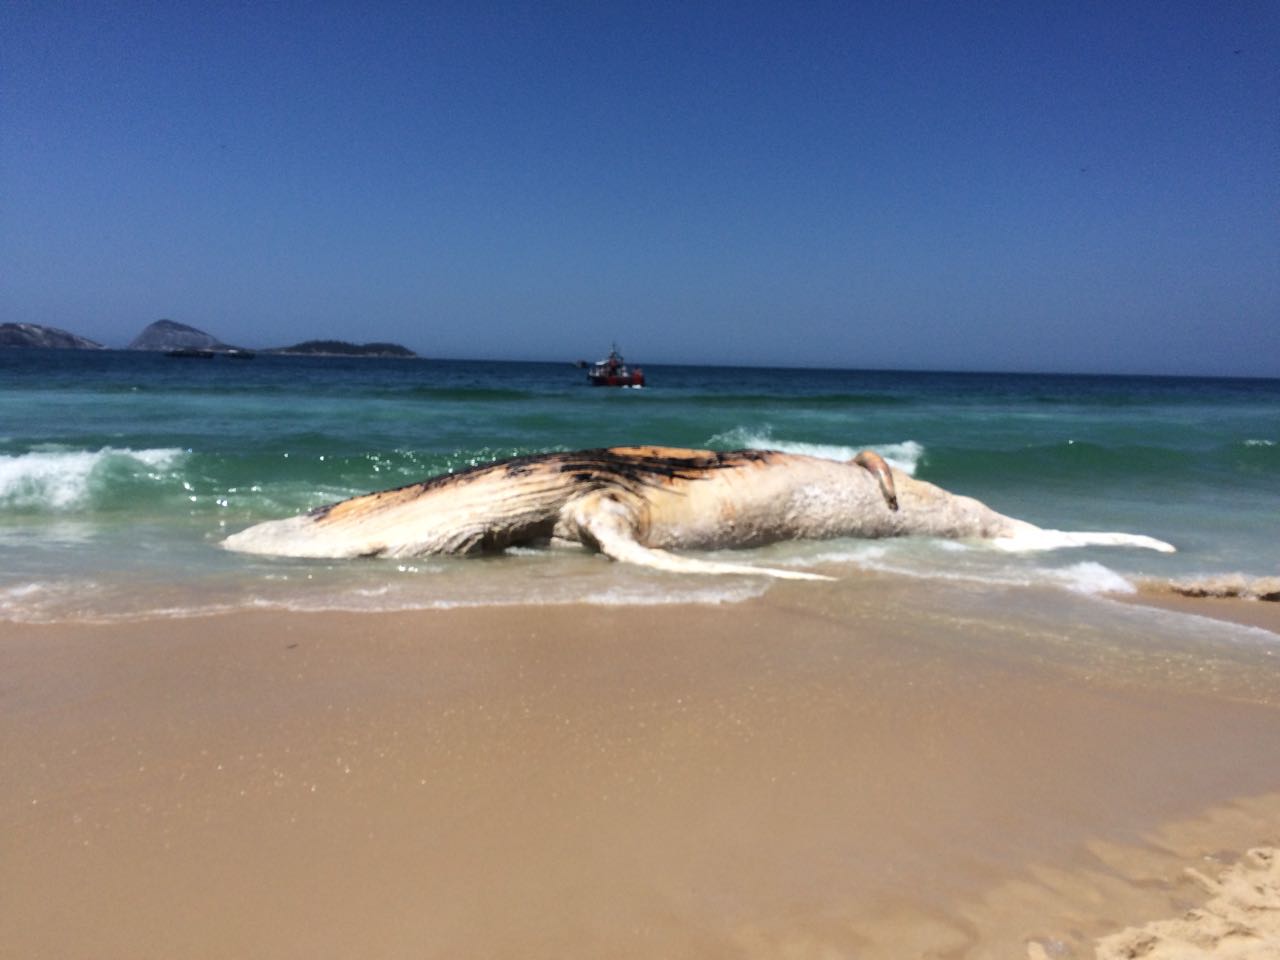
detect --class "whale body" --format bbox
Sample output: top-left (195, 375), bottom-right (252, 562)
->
top-left (222, 446), bottom-right (1174, 580)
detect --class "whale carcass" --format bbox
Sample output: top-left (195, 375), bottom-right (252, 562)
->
top-left (222, 446), bottom-right (1173, 580)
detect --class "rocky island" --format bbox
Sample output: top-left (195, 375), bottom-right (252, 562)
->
top-left (127, 319), bottom-right (240, 353)
top-left (0, 323), bottom-right (104, 349)
top-left (266, 340), bottom-right (416, 357)
top-left (2, 318), bottom-right (417, 358)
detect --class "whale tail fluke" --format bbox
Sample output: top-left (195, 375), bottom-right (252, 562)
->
top-left (990, 528), bottom-right (1176, 554)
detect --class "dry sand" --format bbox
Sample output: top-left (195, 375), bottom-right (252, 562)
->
top-left (3, 584), bottom-right (1279, 958)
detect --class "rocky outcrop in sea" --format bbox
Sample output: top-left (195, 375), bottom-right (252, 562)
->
top-left (0, 323), bottom-right (105, 349)
top-left (128, 319), bottom-right (232, 352)
top-left (2, 318), bottom-right (417, 357)
top-left (267, 340), bottom-right (417, 357)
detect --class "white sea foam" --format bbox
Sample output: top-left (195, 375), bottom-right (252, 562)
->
top-left (0, 447), bottom-right (184, 509)
top-left (1135, 573), bottom-right (1280, 601)
top-left (707, 427), bottom-right (923, 475)
top-left (0, 557), bottom-right (771, 622)
top-left (0, 581), bottom-right (97, 621)
top-left (773, 539), bottom-right (1137, 596)
top-left (1, 582), bottom-right (46, 600)
top-left (226, 579), bottom-right (771, 617)
top-left (1054, 561), bottom-right (1136, 595)
top-left (1244, 439), bottom-right (1276, 447)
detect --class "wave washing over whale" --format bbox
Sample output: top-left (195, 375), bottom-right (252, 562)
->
top-left (221, 446), bottom-right (1174, 580)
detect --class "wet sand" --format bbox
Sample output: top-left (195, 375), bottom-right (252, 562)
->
top-left (1123, 586), bottom-right (1280, 634)
top-left (3, 580), bottom-right (1279, 958)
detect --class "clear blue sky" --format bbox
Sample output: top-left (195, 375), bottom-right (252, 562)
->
top-left (3, 1), bottom-right (1277, 375)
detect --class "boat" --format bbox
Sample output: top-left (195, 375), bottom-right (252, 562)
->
top-left (587, 344), bottom-right (645, 387)
top-left (165, 348), bottom-right (216, 359)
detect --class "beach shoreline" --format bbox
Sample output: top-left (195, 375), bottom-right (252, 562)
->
top-left (4, 580), bottom-right (1279, 958)
top-left (1119, 585), bottom-right (1280, 635)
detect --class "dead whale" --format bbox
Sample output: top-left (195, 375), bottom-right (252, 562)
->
top-left (221, 446), bottom-right (1174, 580)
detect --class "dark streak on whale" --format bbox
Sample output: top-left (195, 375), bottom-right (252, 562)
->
top-left (309, 448), bottom-right (769, 522)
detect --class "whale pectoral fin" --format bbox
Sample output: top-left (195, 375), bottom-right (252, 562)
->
top-left (990, 529), bottom-right (1176, 553)
top-left (568, 494), bottom-right (834, 582)
top-left (852, 450), bottom-right (898, 511)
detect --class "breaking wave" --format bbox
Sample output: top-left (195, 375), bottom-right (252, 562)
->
top-left (0, 447), bottom-right (186, 510)
top-left (706, 427), bottom-right (923, 475)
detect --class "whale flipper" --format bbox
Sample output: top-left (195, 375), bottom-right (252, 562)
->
top-left (567, 493), bottom-right (834, 581)
top-left (990, 528), bottom-right (1176, 553)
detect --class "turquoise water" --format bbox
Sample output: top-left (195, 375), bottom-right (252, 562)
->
top-left (1, 349), bottom-right (1276, 621)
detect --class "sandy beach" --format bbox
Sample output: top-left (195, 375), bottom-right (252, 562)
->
top-left (4, 577), bottom-right (1279, 959)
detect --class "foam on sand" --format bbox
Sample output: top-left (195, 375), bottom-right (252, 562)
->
top-left (1089, 848), bottom-right (1280, 960)
top-left (1138, 573), bottom-right (1280, 602)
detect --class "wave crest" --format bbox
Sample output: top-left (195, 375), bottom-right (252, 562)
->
top-left (706, 427), bottom-right (923, 475)
top-left (0, 447), bottom-right (185, 510)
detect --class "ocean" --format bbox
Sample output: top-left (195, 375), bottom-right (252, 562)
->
top-left (2, 348), bottom-right (1277, 625)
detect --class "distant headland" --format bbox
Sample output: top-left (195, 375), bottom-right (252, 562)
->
top-left (1, 320), bottom-right (417, 358)
top-left (1, 323), bottom-right (105, 350)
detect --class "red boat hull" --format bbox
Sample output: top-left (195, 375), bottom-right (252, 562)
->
top-left (589, 371), bottom-right (645, 387)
